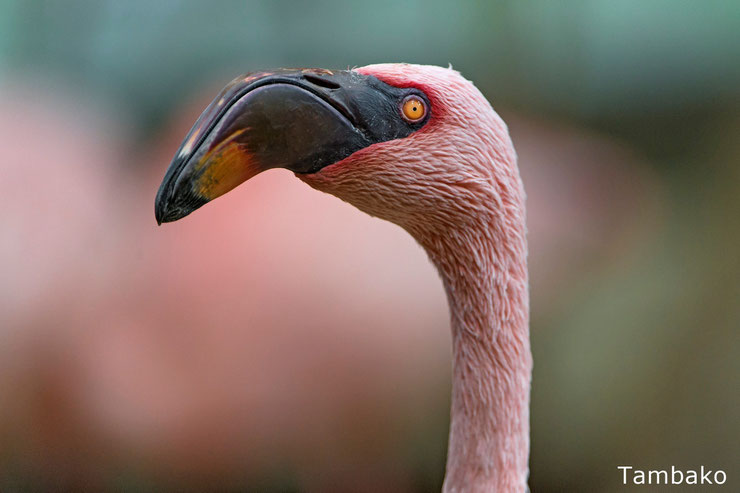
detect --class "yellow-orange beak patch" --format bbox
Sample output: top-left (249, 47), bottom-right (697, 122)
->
top-left (194, 129), bottom-right (261, 200)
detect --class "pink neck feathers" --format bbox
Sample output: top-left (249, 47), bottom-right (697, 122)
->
top-left (422, 214), bottom-right (531, 492)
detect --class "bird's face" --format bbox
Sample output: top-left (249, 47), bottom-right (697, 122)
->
top-left (156, 64), bottom-right (515, 234)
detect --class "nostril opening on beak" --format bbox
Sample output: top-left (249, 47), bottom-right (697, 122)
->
top-left (303, 74), bottom-right (341, 89)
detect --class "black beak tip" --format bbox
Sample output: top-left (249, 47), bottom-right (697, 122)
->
top-left (154, 184), bottom-right (209, 225)
top-left (154, 186), bottom-right (169, 225)
top-left (154, 202), bottom-right (185, 225)
top-left (154, 204), bottom-right (171, 226)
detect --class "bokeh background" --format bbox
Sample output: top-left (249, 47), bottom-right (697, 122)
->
top-left (1, 1), bottom-right (738, 491)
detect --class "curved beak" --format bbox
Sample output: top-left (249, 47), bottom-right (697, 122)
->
top-left (154, 68), bottom-right (426, 224)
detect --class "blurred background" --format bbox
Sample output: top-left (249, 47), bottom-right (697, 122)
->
top-left (1, 1), bottom-right (738, 491)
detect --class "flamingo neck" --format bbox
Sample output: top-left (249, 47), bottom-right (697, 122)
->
top-left (420, 212), bottom-right (531, 492)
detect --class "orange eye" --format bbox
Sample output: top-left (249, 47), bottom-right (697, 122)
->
top-left (401, 96), bottom-right (427, 122)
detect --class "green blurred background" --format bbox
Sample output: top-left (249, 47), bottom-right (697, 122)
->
top-left (0, 1), bottom-right (738, 491)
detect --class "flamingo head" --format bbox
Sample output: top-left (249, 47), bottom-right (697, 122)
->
top-left (155, 63), bottom-right (517, 237)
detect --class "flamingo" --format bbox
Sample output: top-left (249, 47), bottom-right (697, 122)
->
top-left (155, 64), bottom-right (531, 492)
